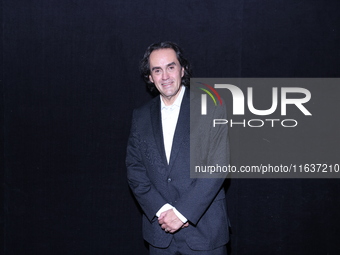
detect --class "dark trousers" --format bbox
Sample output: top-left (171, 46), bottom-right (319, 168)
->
top-left (149, 235), bottom-right (227, 255)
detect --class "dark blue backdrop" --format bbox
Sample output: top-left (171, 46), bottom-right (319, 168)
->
top-left (3, 0), bottom-right (340, 254)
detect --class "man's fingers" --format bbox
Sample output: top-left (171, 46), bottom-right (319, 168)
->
top-left (158, 211), bottom-right (167, 220)
top-left (182, 222), bottom-right (189, 228)
top-left (161, 222), bottom-right (187, 233)
top-left (159, 211), bottom-right (186, 232)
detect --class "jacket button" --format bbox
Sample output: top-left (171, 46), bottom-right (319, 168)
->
top-left (167, 178), bottom-right (172, 182)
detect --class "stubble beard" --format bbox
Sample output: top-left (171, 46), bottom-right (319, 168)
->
top-left (160, 83), bottom-right (182, 105)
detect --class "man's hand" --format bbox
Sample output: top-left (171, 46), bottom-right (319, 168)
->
top-left (158, 209), bottom-right (189, 233)
top-left (182, 222), bottom-right (189, 228)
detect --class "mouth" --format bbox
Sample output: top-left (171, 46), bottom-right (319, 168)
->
top-left (162, 81), bottom-right (173, 86)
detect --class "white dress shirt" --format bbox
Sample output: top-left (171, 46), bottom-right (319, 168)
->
top-left (155, 86), bottom-right (187, 223)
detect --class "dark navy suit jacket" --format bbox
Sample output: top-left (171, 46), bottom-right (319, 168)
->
top-left (126, 88), bottom-right (230, 250)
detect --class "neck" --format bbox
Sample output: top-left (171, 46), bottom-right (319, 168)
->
top-left (161, 86), bottom-right (183, 106)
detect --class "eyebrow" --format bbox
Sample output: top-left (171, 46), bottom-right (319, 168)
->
top-left (151, 62), bottom-right (176, 71)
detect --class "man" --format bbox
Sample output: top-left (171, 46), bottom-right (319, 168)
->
top-left (126, 41), bottom-right (230, 254)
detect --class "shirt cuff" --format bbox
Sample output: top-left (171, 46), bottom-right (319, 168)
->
top-left (155, 204), bottom-right (188, 223)
top-left (156, 203), bottom-right (173, 217)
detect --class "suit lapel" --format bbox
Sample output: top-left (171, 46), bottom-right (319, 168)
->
top-left (150, 97), bottom-right (168, 167)
top-left (168, 89), bottom-right (190, 169)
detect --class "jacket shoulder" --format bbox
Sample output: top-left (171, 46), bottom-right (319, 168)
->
top-left (134, 95), bottom-right (159, 113)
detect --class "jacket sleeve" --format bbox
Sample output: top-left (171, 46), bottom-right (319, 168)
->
top-left (126, 109), bottom-right (168, 222)
top-left (174, 100), bottom-right (230, 225)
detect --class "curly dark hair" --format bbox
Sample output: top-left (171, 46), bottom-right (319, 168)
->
top-left (140, 41), bottom-right (192, 93)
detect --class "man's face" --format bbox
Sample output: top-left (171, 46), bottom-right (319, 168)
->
top-left (148, 48), bottom-right (184, 104)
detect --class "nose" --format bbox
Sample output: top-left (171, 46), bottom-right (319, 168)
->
top-left (162, 70), bottom-right (169, 80)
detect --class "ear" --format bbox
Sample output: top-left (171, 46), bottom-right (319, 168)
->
top-left (181, 67), bottom-right (184, 78)
top-left (149, 74), bottom-right (154, 83)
